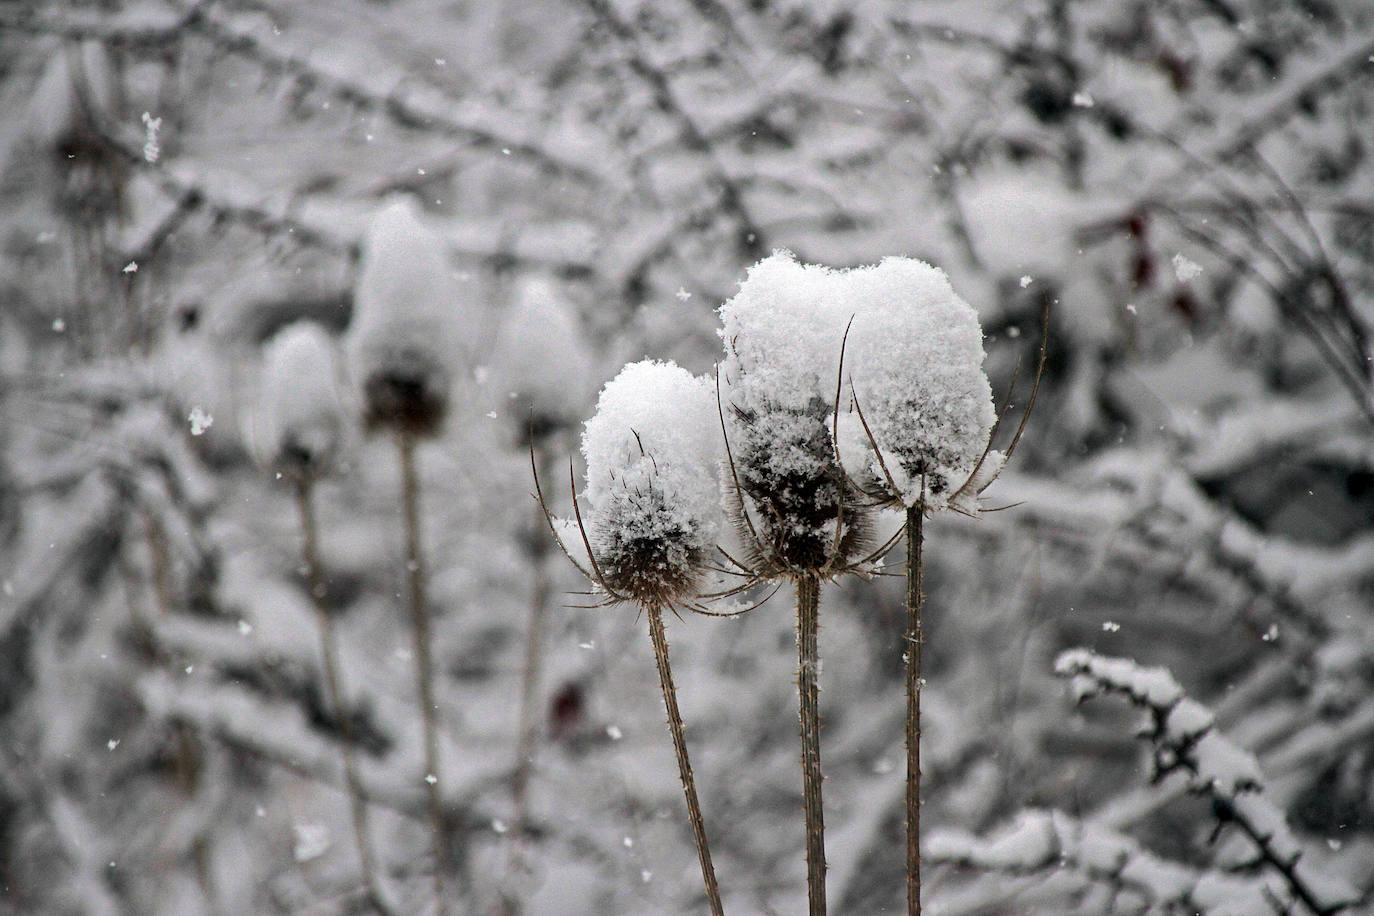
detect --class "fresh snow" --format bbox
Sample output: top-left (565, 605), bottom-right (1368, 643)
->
top-left (249, 321), bottom-right (346, 474)
top-left (578, 360), bottom-right (723, 599)
top-left (838, 256), bottom-right (997, 507)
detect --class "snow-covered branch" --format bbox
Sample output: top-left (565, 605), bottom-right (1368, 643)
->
top-left (1054, 649), bottom-right (1361, 915)
top-left (929, 807), bottom-right (1286, 914)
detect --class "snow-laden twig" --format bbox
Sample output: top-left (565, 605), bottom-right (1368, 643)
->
top-left (1054, 649), bottom-right (1360, 916)
top-left (929, 807), bottom-right (1288, 914)
top-left (578, 0), bottom-right (765, 261)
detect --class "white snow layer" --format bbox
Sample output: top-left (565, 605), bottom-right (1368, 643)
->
top-left (719, 251), bottom-right (995, 508)
top-left (839, 256), bottom-right (997, 506)
top-left (249, 321), bottom-right (346, 473)
top-left (718, 251), bottom-right (850, 413)
top-left (579, 360), bottom-right (724, 571)
top-left (490, 276), bottom-right (594, 426)
top-left (344, 197), bottom-right (462, 383)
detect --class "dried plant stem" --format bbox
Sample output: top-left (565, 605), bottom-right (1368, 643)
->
top-left (294, 480), bottom-right (391, 916)
top-left (904, 503), bottom-right (925, 916)
top-left (646, 603), bottom-right (725, 916)
top-left (397, 433), bottom-right (449, 916)
top-left (500, 459), bottom-right (555, 916)
top-left (796, 572), bottom-right (826, 916)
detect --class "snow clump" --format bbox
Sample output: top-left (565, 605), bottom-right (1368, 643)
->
top-left (345, 197), bottom-right (461, 437)
top-left (489, 276), bottom-right (595, 444)
top-left (579, 360), bottom-right (722, 606)
top-left (251, 321), bottom-right (347, 481)
top-left (836, 257), bottom-right (997, 509)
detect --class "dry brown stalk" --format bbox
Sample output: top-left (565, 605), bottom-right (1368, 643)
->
top-left (795, 572), bottom-right (826, 916)
top-left (396, 431), bottom-right (449, 916)
top-left (293, 479), bottom-right (392, 916)
top-left (647, 602), bottom-right (725, 916)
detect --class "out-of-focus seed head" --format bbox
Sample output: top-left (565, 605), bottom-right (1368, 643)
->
top-left (345, 198), bottom-right (461, 439)
top-left (252, 321), bottom-right (347, 484)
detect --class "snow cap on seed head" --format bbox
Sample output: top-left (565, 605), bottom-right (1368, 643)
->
top-left (345, 197), bottom-right (461, 437)
top-left (490, 276), bottom-right (595, 445)
top-left (834, 257), bottom-right (998, 509)
top-left (718, 251), bottom-right (849, 414)
top-left (251, 321), bottom-right (347, 482)
top-left (717, 251), bottom-right (874, 574)
top-left (579, 360), bottom-right (723, 606)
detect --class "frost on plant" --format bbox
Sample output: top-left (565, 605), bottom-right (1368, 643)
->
top-left (249, 321), bottom-right (346, 482)
top-left (578, 360), bottom-right (723, 606)
top-left (345, 197), bottom-right (461, 437)
top-left (834, 257), bottom-right (998, 511)
top-left (718, 251), bottom-right (869, 574)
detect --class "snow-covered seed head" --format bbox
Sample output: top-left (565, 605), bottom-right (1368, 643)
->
top-left (834, 258), bottom-right (997, 510)
top-left (490, 277), bottom-right (594, 447)
top-left (718, 252), bottom-right (870, 575)
top-left (345, 198), bottom-right (460, 438)
top-left (252, 321), bottom-right (346, 483)
top-left (580, 361), bottom-right (723, 607)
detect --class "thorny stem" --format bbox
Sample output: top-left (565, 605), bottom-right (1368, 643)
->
top-left (397, 432), bottom-right (449, 916)
top-left (904, 503), bottom-right (925, 916)
top-left (647, 603), bottom-right (726, 916)
top-left (501, 448), bottom-right (556, 915)
top-left (796, 572), bottom-right (826, 916)
top-left (294, 480), bottom-right (392, 916)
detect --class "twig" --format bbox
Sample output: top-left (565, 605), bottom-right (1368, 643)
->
top-left (396, 432), bottom-right (449, 916)
top-left (647, 603), bottom-right (725, 916)
top-left (904, 503), bottom-right (924, 916)
top-left (795, 572), bottom-right (826, 915)
top-left (1054, 649), bottom-right (1359, 916)
top-left (579, 0), bottom-right (765, 260)
top-left (293, 480), bottom-right (393, 916)
top-left (501, 446), bottom-right (556, 915)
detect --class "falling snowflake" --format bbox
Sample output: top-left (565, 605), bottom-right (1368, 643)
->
top-left (140, 112), bottom-right (161, 163)
top-left (1172, 253), bottom-right (1203, 282)
top-left (188, 407), bottom-right (213, 436)
top-left (292, 824), bottom-right (331, 862)
top-left (675, 287), bottom-right (692, 301)
top-left (1019, 275), bottom-right (1032, 288)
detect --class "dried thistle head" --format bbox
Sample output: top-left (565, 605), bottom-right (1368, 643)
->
top-left (251, 321), bottom-right (347, 485)
top-left (344, 197), bottom-right (462, 439)
top-left (717, 252), bottom-right (873, 578)
top-left (489, 277), bottom-right (595, 449)
top-left (832, 258), bottom-right (997, 512)
top-left (834, 258), bottom-right (1047, 515)
top-left (358, 344), bottom-right (450, 438)
top-left (570, 360), bottom-right (725, 609)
